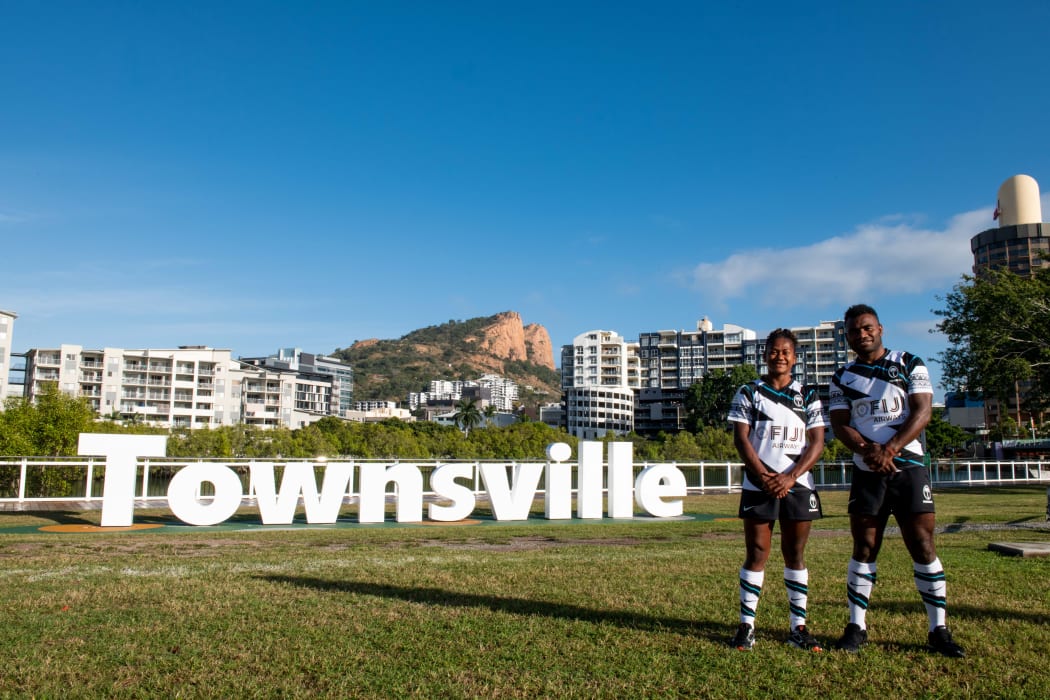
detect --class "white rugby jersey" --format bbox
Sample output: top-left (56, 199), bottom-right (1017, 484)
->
top-left (828, 348), bottom-right (933, 472)
top-left (727, 379), bottom-right (825, 491)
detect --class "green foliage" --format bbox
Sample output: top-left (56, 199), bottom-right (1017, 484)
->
top-left (820, 438), bottom-right (854, 462)
top-left (166, 425), bottom-right (342, 459)
top-left (660, 431), bottom-right (704, 461)
top-left (923, 408), bottom-right (972, 458)
top-left (936, 265), bottom-right (1050, 409)
top-left (502, 359), bottom-right (561, 390)
top-left (692, 425), bottom-right (738, 460)
top-left (987, 416), bottom-right (1023, 441)
top-left (683, 365), bottom-right (759, 431)
top-left (0, 385), bottom-right (96, 456)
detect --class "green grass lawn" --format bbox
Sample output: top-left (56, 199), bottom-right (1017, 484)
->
top-left (0, 487), bottom-right (1047, 698)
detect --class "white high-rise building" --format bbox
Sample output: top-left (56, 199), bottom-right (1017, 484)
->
top-left (24, 345), bottom-right (239, 428)
top-left (569, 318), bottom-right (853, 437)
top-left (409, 375), bottom-right (519, 412)
top-left (560, 330), bottom-right (639, 439)
top-left (0, 310), bottom-right (16, 401)
top-left (239, 348), bottom-right (354, 417)
top-left (21, 345), bottom-right (335, 430)
top-left (477, 374), bottom-right (519, 412)
top-left (784, 320), bottom-right (850, 388)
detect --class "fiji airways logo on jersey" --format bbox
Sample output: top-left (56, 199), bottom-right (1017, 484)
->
top-left (854, 397), bottom-right (903, 422)
top-left (754, 425), bottom-right (805, 447)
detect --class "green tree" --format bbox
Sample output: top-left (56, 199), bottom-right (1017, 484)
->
top-left (662, 431), bottom-right (703, 461)
top-left (0, 384), bottom-right (96, 456)
top-left (0, 385), bottom-right (98, 496)
top-left (988, 416), bottom-right (1022, 442)
top-left (452, 397), bottom-right (483, 435)
top-left (821, 438), bottom-right (853, 463)
top-left (923, 408), bottom-right (972, 458)
top-left (693, 425), bottom-right (737, 460)
top-left (683, 365), bottom-right (759, 431)
top-left (935, 265), bottom-right (1050, 410)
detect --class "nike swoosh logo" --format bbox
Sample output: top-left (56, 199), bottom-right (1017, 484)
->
top-left (844, 379), bottom-right (856, 386)
top-left (742, 505), bottom-right (757, 512)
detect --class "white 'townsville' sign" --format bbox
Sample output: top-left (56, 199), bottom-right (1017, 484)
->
top-left (78, 434), bottom-right (688, 527)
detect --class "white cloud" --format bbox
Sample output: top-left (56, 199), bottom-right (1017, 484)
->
top-left (688, 207), bottom-right (988, 308)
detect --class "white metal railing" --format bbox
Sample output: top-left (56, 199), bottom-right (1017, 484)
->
top-left (1, 458), bottom-right (1047, 507)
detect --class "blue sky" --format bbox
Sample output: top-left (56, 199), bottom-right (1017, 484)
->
top-left (2, 2), bottom-right (1048, 395)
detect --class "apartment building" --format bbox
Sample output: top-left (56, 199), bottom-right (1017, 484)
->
top-left (564, 318), bottom-right (852, 437)
top-left (784, 320), bottom-right (850, 388)
top-left (346, 402), bottom-right (414, 422)
top-left (633, 320), bottom-right (756, 434)
top-left (476, 373), bottom-right (519, 411)
top-left (560, 330), bottom-right (639, 439)
top-left (353, 400), bottom-right (398, 411)
top-left (21, 344), bottom-right (341, 430)
top-left (236, 364), bottom-right (333, 429)
top-left (23, 345), bottom-right (239, 428)
top-left (239, 348), bottom-right (353, 417)
top-left (408, 375), bottom-right (519, 412)
top-left (0, 310), bottom-right (15, 401)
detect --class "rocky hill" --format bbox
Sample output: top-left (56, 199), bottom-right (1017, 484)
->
top-left (333, 312), bottom-right (561, 406)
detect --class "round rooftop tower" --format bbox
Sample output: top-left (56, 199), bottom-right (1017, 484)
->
top-left (972, 174), bottom-right (1048, 275)
top-left (996, 174), bottom-right (1042, 226)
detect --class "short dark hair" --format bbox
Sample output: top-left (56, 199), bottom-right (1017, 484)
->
top-left (765, 328), bottom-right (798, 350)
top-left (844, 304), bottom-right (879, 324)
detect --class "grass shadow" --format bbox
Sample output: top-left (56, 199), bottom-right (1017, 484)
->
top-left (11, 510), bottom-right (98, 526)
top-left (867, 598), bottom-right (1049, 626)
top-left (1006, 515), bottom-right (1046, 525)
top-left (259, 574), bottom-right (730, 643)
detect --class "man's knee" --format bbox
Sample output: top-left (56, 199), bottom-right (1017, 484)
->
top-left (901, 514), bottom-right (938, 563)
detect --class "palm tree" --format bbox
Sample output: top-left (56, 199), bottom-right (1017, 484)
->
top-left (452, 397), bottom-right (483, 435)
